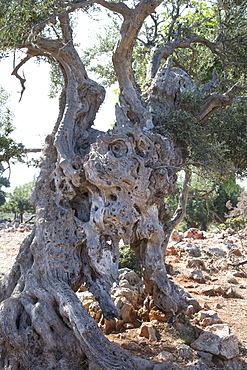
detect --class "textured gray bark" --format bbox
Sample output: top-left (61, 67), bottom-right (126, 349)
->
top-left (0, 5), bottom-right (200, 369)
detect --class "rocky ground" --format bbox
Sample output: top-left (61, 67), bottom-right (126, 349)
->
top-left (1, 226), bottom-right (247, 369)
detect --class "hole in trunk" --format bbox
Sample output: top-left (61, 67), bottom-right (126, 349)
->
top-left (70, 190), bottom-right (92, 222)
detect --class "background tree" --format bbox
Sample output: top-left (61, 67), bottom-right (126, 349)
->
top-left (226, 190), bottom-right (247, 230)
top-left (185, 176), bottom-right (243, 230)
top-left (0, 1), bottom-right (247, 369)
top-left (0, 180), bottom-right (35, 222)
top-left (166, 174), bottom-right (243, 230)
top-left (0, 86), bottom-right (25, 204)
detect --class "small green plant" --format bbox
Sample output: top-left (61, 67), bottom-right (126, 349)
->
top-left (119, 244), bottom-right (141, 276)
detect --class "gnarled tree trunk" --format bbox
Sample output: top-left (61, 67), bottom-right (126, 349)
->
top-left (0, 7), bottom-right (198, 370)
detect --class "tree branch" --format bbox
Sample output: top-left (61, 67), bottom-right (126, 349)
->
top-left (56, 0), bottom-right (131, 17)
top-left (23, 148), bottom-right (42, 153)
top-left (112, 0), bottom-right (163, 128)
top-left (147, 35), bottom-right (225, 80)
top-left (11, 55), bottom-right (32, 101)
top-left (188, 187), bottom-right (215, 199)
top-left (94, 0), bottom-right (131, 17)
top-left (197, 84), bottom-right (239, 123)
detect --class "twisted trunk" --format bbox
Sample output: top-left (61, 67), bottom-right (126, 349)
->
top-left (0, 10), bottom-right (198, 370)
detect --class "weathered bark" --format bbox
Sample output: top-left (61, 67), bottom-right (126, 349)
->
top-left (0, 6), bottom-right (199, 370)
top-left (0, 14), bottom-right (138, 370)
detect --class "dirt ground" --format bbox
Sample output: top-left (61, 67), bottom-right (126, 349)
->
top-left (1, 229), bottom-right (247, 369)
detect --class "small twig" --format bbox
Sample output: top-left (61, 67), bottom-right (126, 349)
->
top-left (188, 187), bottom-right (215, 199)
top-left (11, 55), bottom-right (32, 101)
top-left (23, 149), bottom-right (42, 153)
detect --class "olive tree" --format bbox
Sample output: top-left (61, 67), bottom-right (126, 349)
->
top-left (0, 0), bottom-right (247, 369)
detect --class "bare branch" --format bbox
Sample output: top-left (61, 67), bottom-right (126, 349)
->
top-left (167, 2), bottom-right (180, 42)
top-left (56, 0), bottom-right (131, 17)
top-left (148, 35), bottom-right (225, 80)
top-left (11, 55), bottom-right (32, 101)
top-left (28, 0), bottom-right (96, 46)
top-left (188, 187), bottom-right (215, 199)
top-left (94, 0), bottom-right (131, 17)
top-left (235, 95), bottom-right (247, 100)
top-left (23, 148), bottom-right (42, 153)
top-left (197, 84), bottom-right (239, 123)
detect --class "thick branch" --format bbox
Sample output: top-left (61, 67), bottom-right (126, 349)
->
top-left (94, 0), bottom-right (131, 17)
top-left (113, 0), bottom-right (162, 127)
top-left (148, 36), bottom-right (225, 80)
top-left (59, 0), bottom-right (131, 17)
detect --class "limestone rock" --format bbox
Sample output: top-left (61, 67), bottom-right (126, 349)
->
top-left (121, 341), bottom-right (141, 351)
top-left (155, 351), bottom-right (176, 362)
top-left (111, 268), bottom-right (145, 330)
top-left (189, 269), bottom-right (205, 283)
top-left (184, 228), bottom-right (205, 240)
top-left (185, 304), bottom-right (195, 316)
top-left (220, 335), bottom-right (239, 360)
top-left (227, 244), bottom-right (242, 256)
top-left (197, 310), bottom-right (222, 327)
top-left (191, 331), bottom-right (221, 355)
top-left (170, 229), bottom-right (184, 242)
top-left (185, 360), bottom-right (210, 369)
top-left (152, 362), bottom-right (173, 370)
top-left (197, 351), bottom-right (213, 365)
top-left (149, 307), bottom-right (167, 322)
top-left (78, 291), bottom-right (103, 323)
top-left (138, 322), bottom-right (158, 341)
top-left (224, 358), bottom-right (243, 370)
top-left (202, 246), bottom-right (226, 257)
top-left (205, 323), bottom-right (230, 337)
top-left (175, 342), bottom-right (196, 360)
top-left (131, 355), bottom-right (151, 370)
top-left (226, 228), bottom-right (235, 235)
top-left (187, 258), bottom-right (206, 270)
top-left (200, 285), bottom-right (225, 297)
top-left (166, 243), bottom-right (179, 256)
top-left (191, 331), bottom-right (239, 359)
top-left (101, 318), bottom-right (116, 335)
top-left (176, 242), bottom-right (202, 257)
